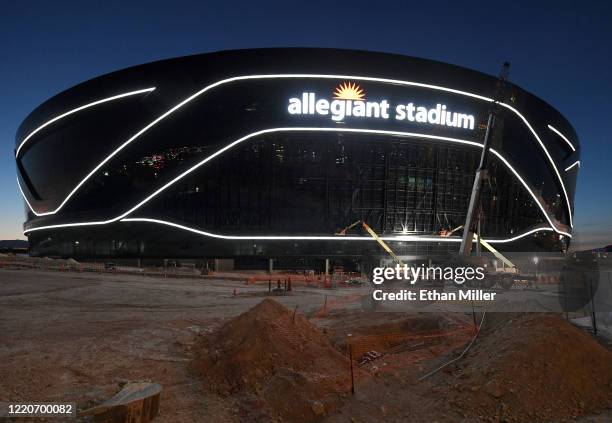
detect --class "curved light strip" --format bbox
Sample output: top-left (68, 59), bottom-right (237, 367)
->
top-left (547, 124), bottom-right (576, 152)
top-left (16, 177), bottom-right (37, 214)
top-left (485, 226), bottom-right (553, 243)
top-left (565, 161), bottom-right (580, 172)
top-left (17, 73), bottom-right (573, 227)
top-left (15, 87), bottom-right (156, 158)
top-left (486, 149), bottom-right (569, 237)
top-left (22, 127), bottom-right (571, 238)
top-left (499, 104), bottom-right (573, 227)
top-left (119, 217), bottom-right (553, 244)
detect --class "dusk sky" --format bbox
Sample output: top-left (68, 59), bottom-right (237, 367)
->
top-left (1, 0), bottom-right (610, 249)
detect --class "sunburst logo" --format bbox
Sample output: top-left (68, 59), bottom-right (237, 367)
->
top-left (333, 82), bottom-right (365, 100)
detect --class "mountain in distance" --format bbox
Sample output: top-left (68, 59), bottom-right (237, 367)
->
top-left (0, 240), bottom-right (28, 249)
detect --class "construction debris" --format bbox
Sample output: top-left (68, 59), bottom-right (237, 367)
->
top-left (79, 382), bottom-right (161, 423)
top-left (358, 351), bottom-right (384, 366)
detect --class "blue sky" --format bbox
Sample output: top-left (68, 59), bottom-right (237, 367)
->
top-left (1, 0), bottom-right (610, 248)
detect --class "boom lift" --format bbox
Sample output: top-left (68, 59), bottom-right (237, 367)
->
top-left (336, 220), bottom-right (404, 266)
top-left (444, 225), bottom-right (517, 270)
top-left (438, 221), bottom-right (527, 289)
top-left (476, 234), bottom-right (516, 270)
top-left (439, 225), bottom-right (464, 237)
top-left (336, 218), bottom-right (532, 289)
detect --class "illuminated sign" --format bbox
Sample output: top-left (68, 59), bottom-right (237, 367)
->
top-left (288, 82), bottom-right (475, 130)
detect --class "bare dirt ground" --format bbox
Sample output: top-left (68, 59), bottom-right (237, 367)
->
top-left (1, 268), bottom-right (611, 422)
top-left (0, 269), bottom-right (362, 422)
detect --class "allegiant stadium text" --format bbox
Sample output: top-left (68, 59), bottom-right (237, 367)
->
top-left (288, 93), bottom-right (475, 130)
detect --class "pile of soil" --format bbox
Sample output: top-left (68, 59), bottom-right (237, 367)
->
top-left (432, 313), bottom-right (612, 422)
top-left (191, 299), bottom-right (351, 422)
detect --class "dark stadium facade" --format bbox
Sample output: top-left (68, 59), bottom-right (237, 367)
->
top-left (15, 48), bottom-right (580, 265)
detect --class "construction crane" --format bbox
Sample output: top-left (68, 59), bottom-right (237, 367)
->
top-left (460, 62), bottom-right (510, 256)
top-left (336, 220), bottom-right (404, 266)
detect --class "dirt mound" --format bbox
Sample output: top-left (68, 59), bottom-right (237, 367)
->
top-left (433, 313), bottom-right (612, 421)
top-left (192, 299), bottom-right (351, 421)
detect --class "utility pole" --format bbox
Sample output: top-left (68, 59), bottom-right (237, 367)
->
top-left (347, 333), bottom-right (355, 394)
top-left (459, 62), bottom-right (510, 255)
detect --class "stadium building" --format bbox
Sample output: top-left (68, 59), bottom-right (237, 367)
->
top-left (15, 48), bottom-right (580, 268)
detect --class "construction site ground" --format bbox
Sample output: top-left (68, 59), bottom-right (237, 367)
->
top-left (1, 268), bottom-right (611, 422)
